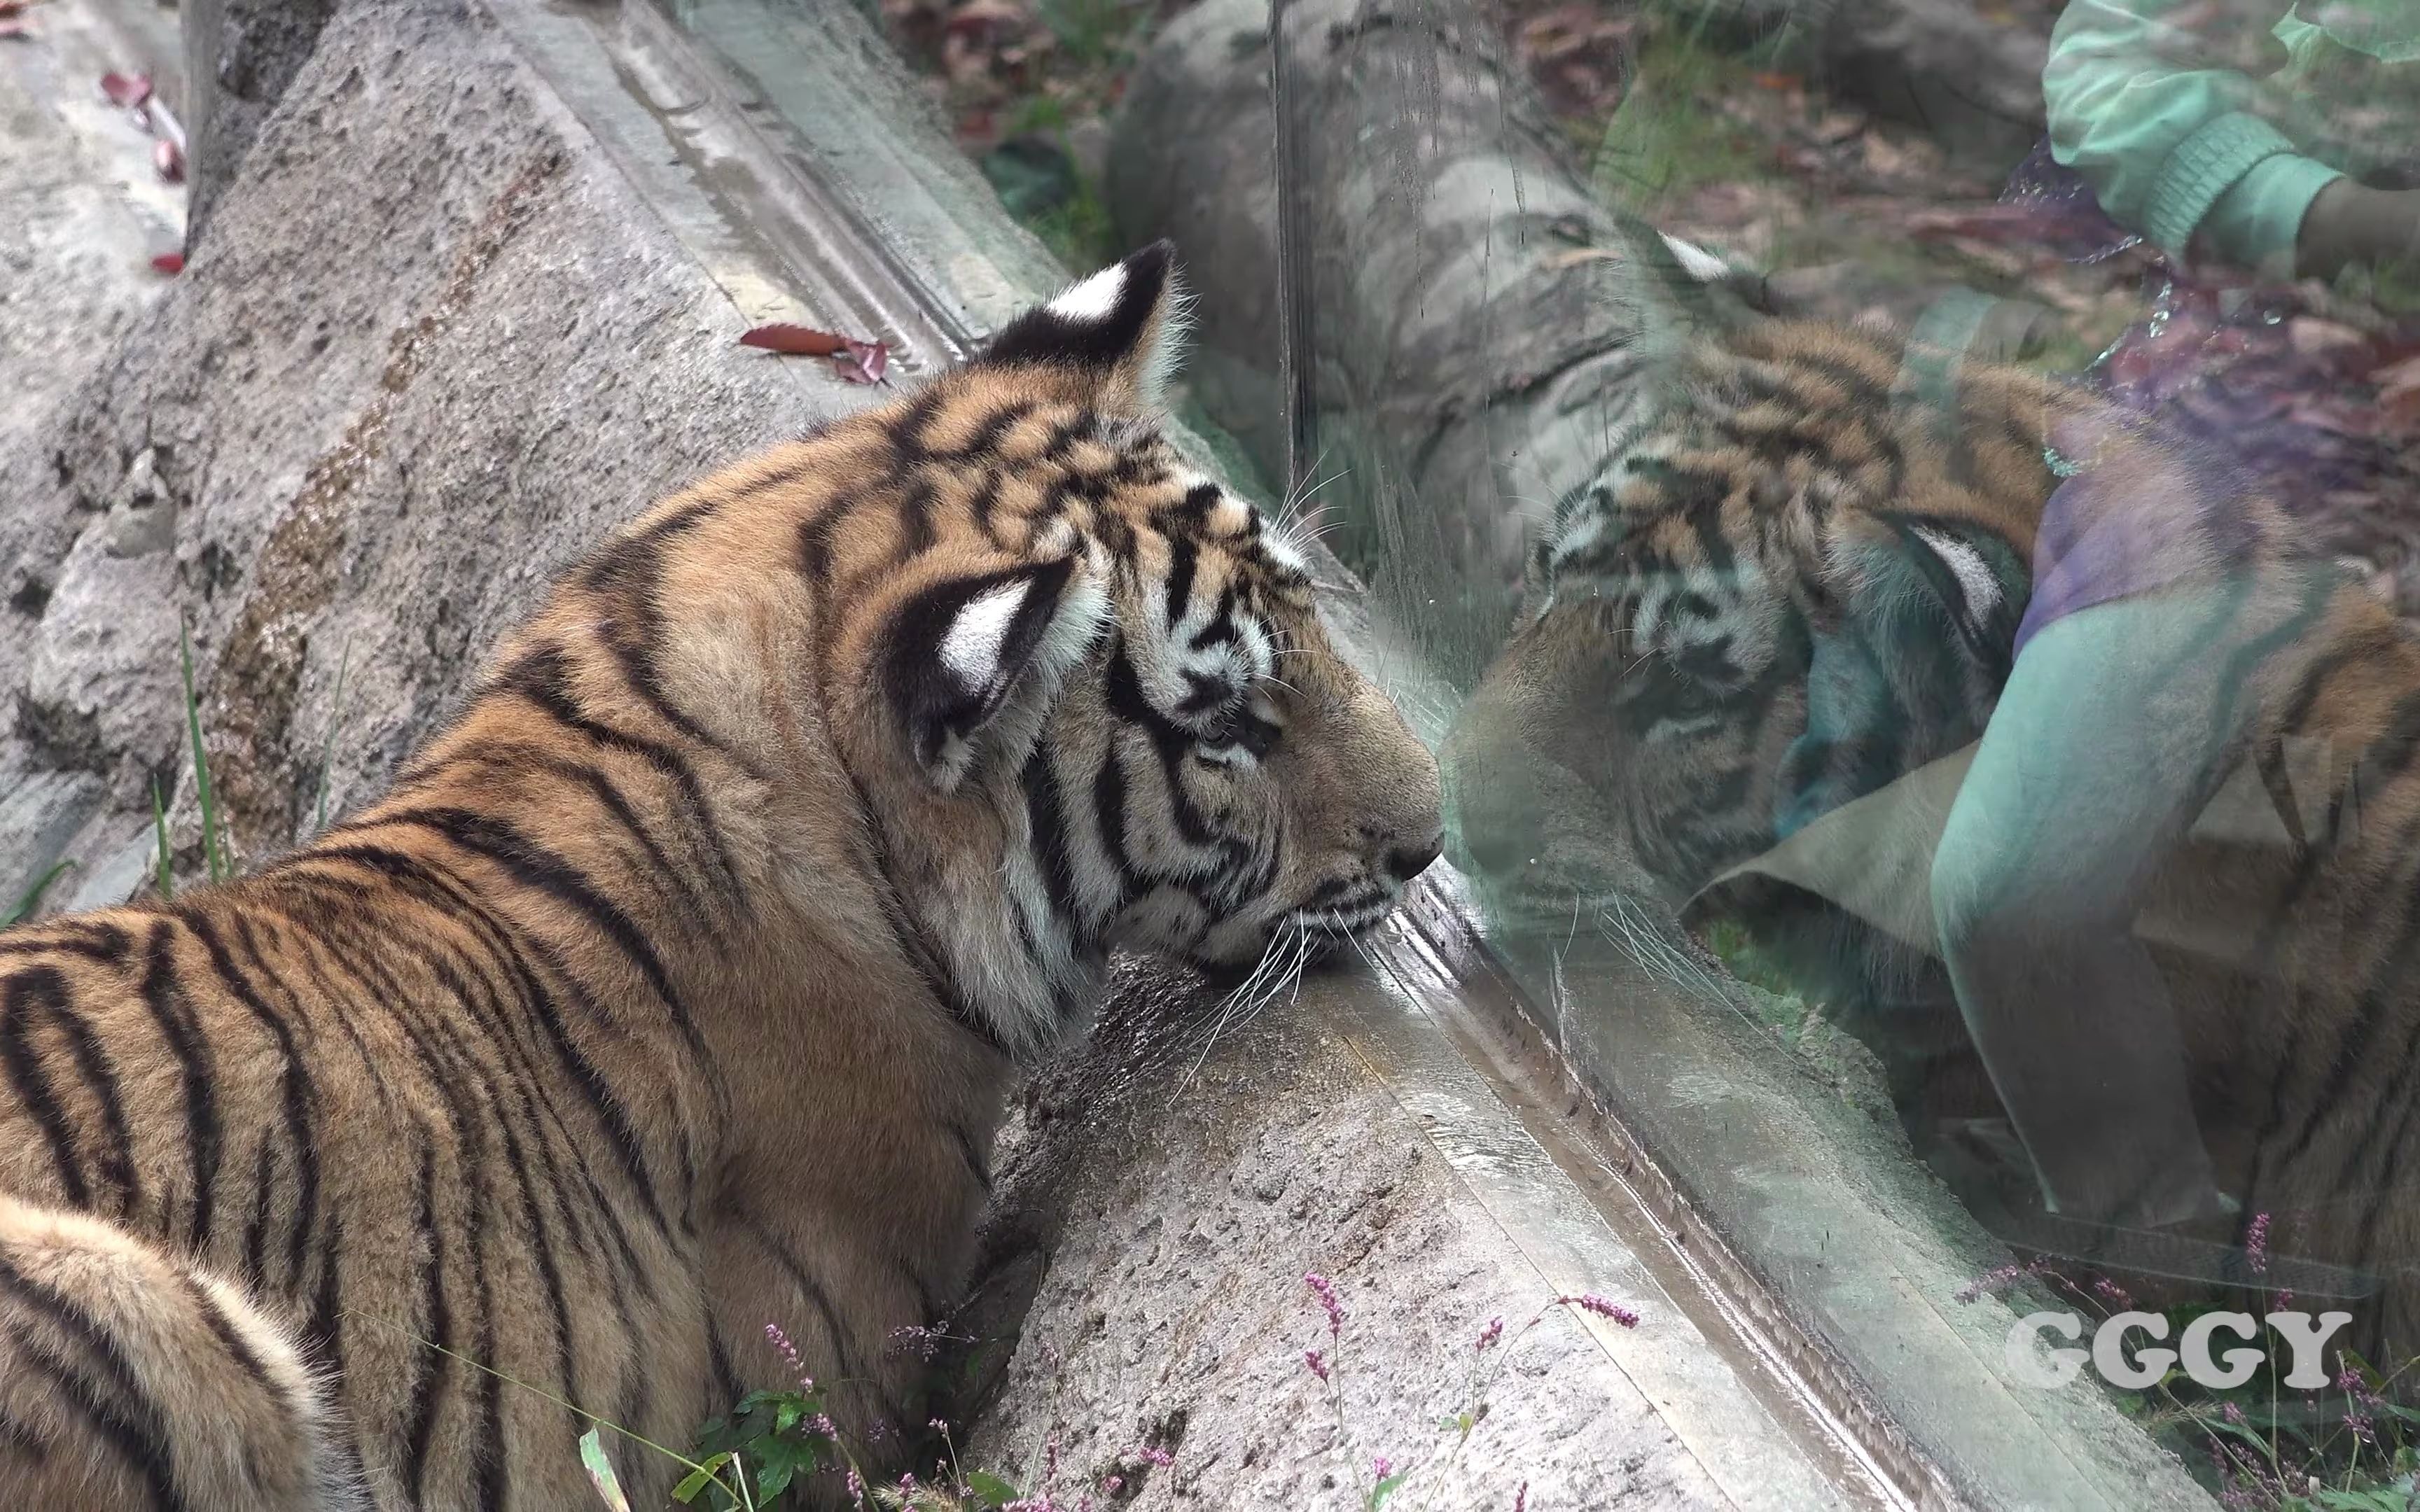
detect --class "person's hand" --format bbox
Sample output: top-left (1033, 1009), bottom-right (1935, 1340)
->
top-left (2296, 178), bottom-right (2420, 279)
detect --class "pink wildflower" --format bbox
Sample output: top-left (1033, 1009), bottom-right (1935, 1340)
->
top-left (2092, 1277), bottom-right (2134, 1309)
top-left (1476, 1315), bottom-right (1504, 1352)
top-left (1106, 1475), bottom-right (1124, 1493)
top-left (847, 1466), bottom-right (868, 1506)
top-left (1139, 1446), bottom-right (1175, 1468)
top-left (1954, 1264), bottom-right (2029, 1304)
top-left (765, 1321), bottom-right (814, 1391)
top-left (1559, 1293), bottom-right (1641, 1328)
top-left (1372, 1456), bottom-right (1393, 1482)
top-left (1515, 1482), bottom-right (1529, 1511)
top-left (1305, 1347), bottom-right (1330, 1382)
top-left (2245, 1211), bottom-right (2271, 1277)
top-left (1305, 1272), bottom-right (1345, 1336)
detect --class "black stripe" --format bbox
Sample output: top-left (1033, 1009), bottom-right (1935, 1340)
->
top-left (897, 476), bottom-right (938, 559)
top-left (1, 968), bottom-right (99, 1209)
top-left (943, 399), bottom-right (1038, 462)
top-left (1162, 536), bottom-right (1198, 628)
top-left (181, 910), bottom-right (319, 1288)
top-left (179, 1272), bottom-right (283, 1397)
top-left (136, 914), bottom-right (221, 1248)
top-left (370, 807), bottom-right (707, 1062)
top-left (0, 1258), bottom-right (186, 1512)
top-left (1022, 750), bottom-right (1084, 937)
top-left (241, 1142), bottom-right (275, 1294)
top-left (294, 844), bottom-right (679, 1250)
top-left (430, 739), bottom-right (723, 941)
top-left (490, 644), bottom-right (748, 916)
top-left (401, 1126), bottom-right (450, 1504)
top-left (582, 500), bottom-right (768, 783)
top-left (22, 965), bottom-right (137, 1214)
top-left (796, 498), bottom-right (847, 584)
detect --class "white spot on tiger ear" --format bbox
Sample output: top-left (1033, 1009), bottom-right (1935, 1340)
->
top-left (1045, 262), bottom-right (1126, 323)
top-left (940, 580), bottom-right (1033, 690)
top-left (1263, 531), bottom-right (1309, 575)
top-left (1550, 512), bottom-right (1606, 568)
top-left (1908, 524), bottom-right (1999, 620)
top-left (1660, 233), bottom-right (1732, 284)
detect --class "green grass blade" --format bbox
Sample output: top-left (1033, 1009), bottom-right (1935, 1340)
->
top-left (315, 638), bottom-right (354, 834)
top-left (179, 622), bottom-right (228, 884)
top-left (151, 776), bottom-right (174, 901)
top-left (3, 860), bottom-right (73, 928)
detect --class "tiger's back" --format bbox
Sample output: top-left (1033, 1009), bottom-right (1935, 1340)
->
top-left (0, 244), bottom-right (1445, 1508)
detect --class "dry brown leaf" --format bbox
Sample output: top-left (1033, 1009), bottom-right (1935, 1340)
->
top-left (738, 323), bottom-right (849, 356)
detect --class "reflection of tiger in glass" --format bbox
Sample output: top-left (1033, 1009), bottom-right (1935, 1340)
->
top-left (1445, 311), bottom-right (2420, 1361)
top-left (0, 244), bottom-right (1443, 1509)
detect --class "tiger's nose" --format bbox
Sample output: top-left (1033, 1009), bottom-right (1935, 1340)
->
top-left (1386, 835), bottom-right (1444, 883)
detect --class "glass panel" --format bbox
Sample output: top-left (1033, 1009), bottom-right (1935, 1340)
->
top-left (1257, 0), bottom-right (2420, 1499)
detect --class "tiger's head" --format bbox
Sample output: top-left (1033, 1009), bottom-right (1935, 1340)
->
top-left (786, 244), bottom-right (1440, 1056)
top-left (1441, 321), bottom-right (2056, 921)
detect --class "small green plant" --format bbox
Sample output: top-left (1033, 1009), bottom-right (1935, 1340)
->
top-left (179, 622), bottom-right (230, 884)
top-left (1, 860), bottom-right (73, 928)
top-left (151, 775), bottom-right (174, 900)
top-left (314, 637), bottom-right (354, 834)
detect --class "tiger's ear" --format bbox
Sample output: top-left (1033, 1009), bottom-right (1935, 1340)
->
top-left (975, 241), bottom-right (1189, 412)
top-left (884, 555), bottom-right (1109, 791)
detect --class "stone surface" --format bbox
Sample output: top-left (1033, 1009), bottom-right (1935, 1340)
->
top-left (967, 962), bottom-right (1746, 1511)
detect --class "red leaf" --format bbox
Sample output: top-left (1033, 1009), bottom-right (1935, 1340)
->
top-left (834, 339), bottom-right (889, 386)
top-left (99, 71), bottom-right (152, 109)
top-left (149, 251), bottom-right (183, 275)
top-left (738, 323), bottom-right (847, 356)
top-left (153, 137), bottom-right (183, 183)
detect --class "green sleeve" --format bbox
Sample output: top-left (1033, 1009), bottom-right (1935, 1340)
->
top-left (2044, 0), bottom-right (2308, 261)
top-left (2198, 150), bottom-right (2346, 272)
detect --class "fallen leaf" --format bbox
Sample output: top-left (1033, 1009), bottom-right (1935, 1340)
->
top-left (149, 251), bottom-right (183, 275)
top-left (153, 137), bottom-right (183, 183)
top-left (1748, 71), bottom-right (1800, 90)
top-left (738, 323), bottom-right (847, 356)
top-left (100, 71), bottom-right (152, 110)
top-left (835, 338), bottom-right (889, 386)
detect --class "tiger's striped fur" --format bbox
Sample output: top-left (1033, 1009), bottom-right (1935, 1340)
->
top-left (0, 244), bottom-right (1442, 1509)
top-left (1447, 312), bottom-right (2420, 1366)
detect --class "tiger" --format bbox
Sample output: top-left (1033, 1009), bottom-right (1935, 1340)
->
top-left (0, 241), bottom-right (1445, 1511)
top-left (1442, 301), bottom-right (2420, 1371)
